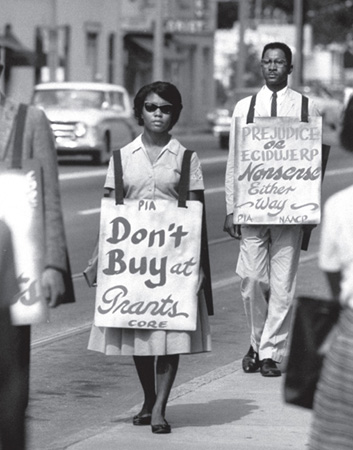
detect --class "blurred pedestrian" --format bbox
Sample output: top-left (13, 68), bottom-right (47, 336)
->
top-left (88, 81), bottom-right (212, 434)
top-left (309, 101), bottom-right (353, 450)
top-left (0, 220), bottom-right (25, 450)
top-left (0, 62), bottom-right (74, 410)
top-left (340, 93), bottom-right (353, 151)
top-left (223, 42), bottom-right (320, 377)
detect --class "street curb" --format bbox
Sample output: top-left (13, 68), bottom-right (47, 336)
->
top-left (48, 360), bottom-right (242, 450)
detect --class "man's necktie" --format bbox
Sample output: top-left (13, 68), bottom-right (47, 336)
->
top-left (271, 92), bottom-right (277, 117)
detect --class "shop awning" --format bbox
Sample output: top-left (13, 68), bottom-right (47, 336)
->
top-left (0, 27), bottom-right (36, 66)
top-left (128, 35), bottom-right (186, 61)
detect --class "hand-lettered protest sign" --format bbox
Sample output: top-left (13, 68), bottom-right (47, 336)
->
top-left (233, 116), bottom-right (322, 224)
top-left (94, 198), bottom-right (203, 331)
top-left (0, 161), bottom-right (48, 325)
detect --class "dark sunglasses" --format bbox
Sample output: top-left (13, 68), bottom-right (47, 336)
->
top-left (144, 102), bottom-right (173, 115)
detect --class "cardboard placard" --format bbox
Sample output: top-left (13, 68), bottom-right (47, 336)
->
top-left (94, 198), bottom-right (203, 331)
top-left (233, 116), bottom-right (323, 224)
top-left (0, 161), bottom-right (48, 325)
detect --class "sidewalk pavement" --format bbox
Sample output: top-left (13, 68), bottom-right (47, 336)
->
top-left (63, 359), bottom-right (312, 450)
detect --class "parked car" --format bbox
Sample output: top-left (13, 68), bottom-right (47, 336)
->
top-left (301, 85), bottom-right (344, 130)
top-left (208, 88), bottom-right (258, 149)
top-left (207, 107), bottom-right (232, 149)
top-left (32, 82), bottom-right (137, 164)
top-left (209, 84), bottom-right (344, 149)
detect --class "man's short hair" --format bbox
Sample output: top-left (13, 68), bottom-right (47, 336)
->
top-left (261, 42), bottom-right (292, 66)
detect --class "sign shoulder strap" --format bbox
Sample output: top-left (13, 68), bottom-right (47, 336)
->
top-left (178, 149), bottom-right (194, 208)
top-left (246, 93), bottom-right (309, 123)
top-left (301, 95), bottom-right (309, 122)
top-left (246, 94), bottom-right (257, 124)
top-left (113, 149), bottom-right (124, 205)
top-left (12, 103), bottom-right (28, 169)
top-left (178, 148), bottom-right (214, 314)
top-left (112, 148), bottom-right (195, 207)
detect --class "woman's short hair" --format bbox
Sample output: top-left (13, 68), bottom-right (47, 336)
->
top-left (133, 81), bottom-right (183, 129)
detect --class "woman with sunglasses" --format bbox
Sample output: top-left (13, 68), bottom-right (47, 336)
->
top-left (88, 81), bottom-right (212, 434)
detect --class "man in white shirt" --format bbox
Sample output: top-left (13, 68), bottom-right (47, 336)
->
top-left (224, 42), bottom-right (320, 377)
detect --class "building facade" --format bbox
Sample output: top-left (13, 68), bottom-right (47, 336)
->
top-left (0, 0), bottom-right (216, 130)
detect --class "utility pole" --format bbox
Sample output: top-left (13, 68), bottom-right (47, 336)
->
top-left (153, 0), bottom-right (163, 81)
top-left (237, 0), bottom-right (248, 89)
top-left (293, 0), bottom-right (303, 89)
top-left (48, 0), bottom-right (58, 81)
top-left (254, 0), bottom-right (263, 26)
top-left (115, 0), bottom-right (124, 85)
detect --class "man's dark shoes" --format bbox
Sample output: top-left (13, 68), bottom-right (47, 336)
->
top-left (133, 413), bottom-right (152, 425)
top-left (242, 345), bottom-right (260, 373)
top-left (260, 359), bottom-right (281, 377)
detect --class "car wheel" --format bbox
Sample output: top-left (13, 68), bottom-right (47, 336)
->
top-left (92, 133), bottom-right (111, 165)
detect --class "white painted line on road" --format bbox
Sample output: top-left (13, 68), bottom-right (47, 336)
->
top-left (70, 249), bottom-right (318, 288)
top-left (209, 252), bottom-right (318, 291)
top-left (201, 155), bottom-right (228, 165)
top-left (78, 186), bottom-right (226, 216)
top-left (209, 236), bottom-right (233, 246)
top-left (59, 157), bottom-right (353, 184)
top-left (33, 251), bottom-right (319, 348)
top-left (31, 322), bottom-right (92, 348)
top-left (326, 167), bottom-right (353, 177)
top-left (59, 169), bottom-right (107, 181)
top-left (76, 164), bottom-right (353, 216)
top-left (212, 276), bottom-right (239, 290)
top-left (79, 207), bottom-right (101, 216)
top-left (205, 186), bottom-right (224, 195)
top-left (59, 156), bottom-right (227, 182)
top-left (201, 167), bottom-right (353, 195)
top-left (300, 252), bottom-right (318, 264)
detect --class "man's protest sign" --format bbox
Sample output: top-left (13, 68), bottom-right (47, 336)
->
top-left (94, 198), bottom-right (203, 331)
top-left (0, 162), bottom-right (48, 325)
top-left (233, 116), bottom-right (323, 225)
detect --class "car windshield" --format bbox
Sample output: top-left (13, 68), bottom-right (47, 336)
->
top-left (33, 89), bottom-right (106, 109)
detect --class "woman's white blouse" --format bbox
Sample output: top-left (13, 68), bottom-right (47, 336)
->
top-left (104, 134), bottom-right (204, 199)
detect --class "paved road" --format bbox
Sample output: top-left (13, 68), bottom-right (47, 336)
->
top-left (26, 129), bottom-right (353, 449)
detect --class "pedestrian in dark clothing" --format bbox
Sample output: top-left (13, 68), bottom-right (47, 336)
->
top-left (0, 220), bottom-right (25, 449)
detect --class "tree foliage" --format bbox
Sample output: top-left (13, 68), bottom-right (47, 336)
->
top-left (217, 1), bottom-right (238, 29)
top-left (228, 44), bottom-right (263, 89)
top-left (217, 0), bottom-right (353, 45)
top-left (306, 0), bottom-right (353, 45)
top-left (262, 0), bottom-right (353, 45)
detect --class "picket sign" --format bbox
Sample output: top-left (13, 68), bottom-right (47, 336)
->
top-left (0, 160), bottom-right (47, 324)
top-left (233, 116), bottom-right (323, 225)
top-left (94, 197), bottom-right (203, 330)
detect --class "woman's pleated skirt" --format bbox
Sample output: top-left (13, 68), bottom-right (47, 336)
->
top-left (88, 290), bottom-right (211, 356)
top-left (309, 306), bottom-right (353, 450)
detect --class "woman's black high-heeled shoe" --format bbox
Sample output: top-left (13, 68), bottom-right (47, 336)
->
top-left (133, 413), bottom-right (152, 426)
top-left (151, 419), bottom-right (171, 434)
